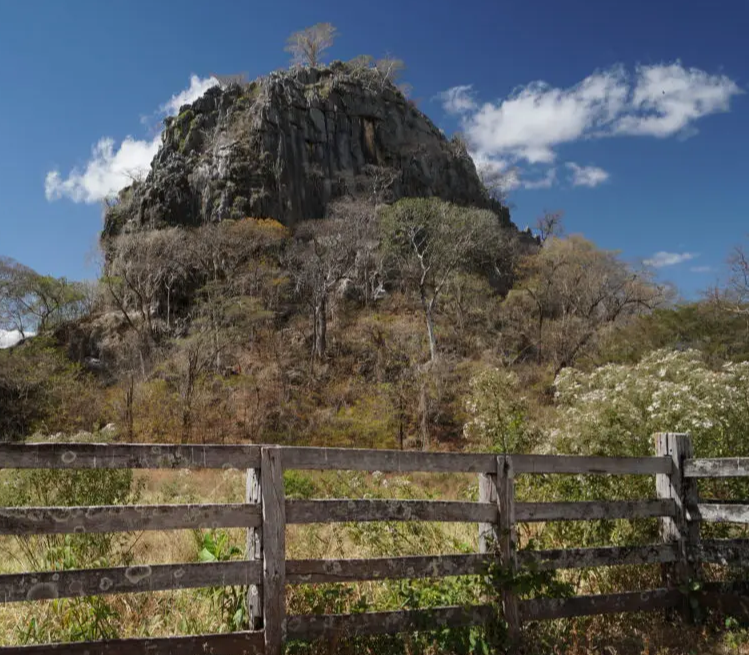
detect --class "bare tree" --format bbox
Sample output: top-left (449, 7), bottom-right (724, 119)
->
top-left (285, 23), bottom-right (338, 67)
top-left (536, 210), bottom-right (564, 243)
top-left (286, 217), bottom-right (360, 360)
top-left (503, 235), bottom-right (668, 373)
top-left (381, 198), bottom-right (503, 362)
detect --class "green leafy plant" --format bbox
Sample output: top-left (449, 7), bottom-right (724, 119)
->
top-left (194, 529), bottom-right (246, 631)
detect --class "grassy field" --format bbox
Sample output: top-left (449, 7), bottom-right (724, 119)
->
top-left (0, 466), bottom-right (747, 653)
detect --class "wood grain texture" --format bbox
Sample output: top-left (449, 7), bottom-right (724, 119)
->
top-left (519, 544), bottom-right (678, 571)
top-left (0, 443), bottom-right (260, 470)
top-left (478, 472), bottom-right (498, 553)
top-left (0, 561), bottom-right (261, 604)
top-left (497, 456), bottom-right (519, 639)
top-left (0, 503), bottom-right (260, 535)
top-left (0, 631), bottom-right (264, 654)
top-left (261, 447), bottom-right (286, 655)
top-left (286, 605), bottom-right (494, 640)
top-left (286, 554), bottom-right (493, 584)
top-left (515, 499), bottom-right (675, 523)
top-left (689, 539), bottom-right (749, 564)
top-left (246, 467), bottom-right (263, 631)
top-left (689, 504), bottom-right (749, 523)
top-left (520, 588), bottom-right (681, 621)
top-left (280, 447), bottom-right (496, 473)
top-left (684, 457), bottom-right (749, 478)
top-left (285, 500), bottom-right (497, 524)
top-left (512, 454), bottom-right (671, 476)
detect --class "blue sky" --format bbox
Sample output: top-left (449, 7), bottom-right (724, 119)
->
top-left (1, 0), bottom-right (747, 299)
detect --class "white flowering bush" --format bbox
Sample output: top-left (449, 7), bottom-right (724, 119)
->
top-left (553, 348), bottom-right (749, 460)
top-left (533, 349), bottom-right (749, 554)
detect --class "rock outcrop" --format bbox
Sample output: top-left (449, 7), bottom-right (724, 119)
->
top-left (104, 62), bottom-right (511, 236)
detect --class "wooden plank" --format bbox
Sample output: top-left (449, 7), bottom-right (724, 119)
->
top-left (655, 433), bottom-right (694, 621)
top-left (0, 631), bottom-right (264, 654)
top-left (0, 503), bottom-right (260, 535)
top-left (0, 561), bottom-right (262, 604)
top-left (286, 554), bottom-right (493, 584)
top-left (520, 588), bottom-right (682, 621)
top-left (280, 446), bottom-right (496, 473)
top-left (261, 446), bottom-right (286, 655)
top-left (0, 443), bottom-right (260, 470)
top-left (519, 544), bottom-right (679, 571)
top-left (478, 472), bottom-right (498, 553)
top-left (285, 500), bottom-right (497, 524)
top-left (684, 457), bottom-right (749, 478)
top-left (689, 504), bottom-right (749, 523)
top-left (497, 456), bottom-right (519, 640)
top-left (246, 467), bottom-right (263, 630)
top-left (688, 539), bottom-right (749, 564)
top-left (515, 499), bottom-right (675, 523)
top-left (512, 454), bottom-right (672, 476)
top-left (286, 605), bottom-right (494, 640)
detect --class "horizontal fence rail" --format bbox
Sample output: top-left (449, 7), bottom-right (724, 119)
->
top-left (0, 503), bottom-right (260, 535)
top-left (2, 437), bottom-right (749, 653)
top-left (0, 561), bottom-right (262, 604)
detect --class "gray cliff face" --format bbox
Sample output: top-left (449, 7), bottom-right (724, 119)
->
top-left (104, 62), bottom-right (511, 236)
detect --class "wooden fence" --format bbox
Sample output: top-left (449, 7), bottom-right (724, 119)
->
top-left (1, 433), bottom-right (749, 653)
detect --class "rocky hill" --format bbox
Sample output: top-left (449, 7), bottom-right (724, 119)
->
top-left (104, 62), bottom-right (511, 236)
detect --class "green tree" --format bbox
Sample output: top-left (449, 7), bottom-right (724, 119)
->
top-left (380, 198), bottom-right (502, 362)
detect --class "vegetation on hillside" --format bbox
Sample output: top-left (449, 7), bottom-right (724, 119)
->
top-left (3, 28), bottom-right (749, 651)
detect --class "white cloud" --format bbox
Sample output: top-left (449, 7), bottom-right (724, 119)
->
top-left (690, 265), bottom-right (713, 273)
top-left (46, 75), bottom-right (218, 204)
top-left (644, 251), bottom-right (698, 268)
top-left (523, 167), bottom-right (557, 189)
top-left (160, 74), bottom-right (219, 116)
top-left (566, 162), bottom-right (610, 187)
top-left (437, 85), bottom-right (477, 115)
top-left (615, 63), bottom-right (740, 138)
top-left (0, 329), bottom-right (25, 349)
top-left (447, 61), bottom-right (741, 190)
top-left (45, 136), bottom-right (161, 203)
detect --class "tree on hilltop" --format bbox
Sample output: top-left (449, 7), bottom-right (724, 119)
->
top-left (285, 23), bottom-right (338, 67)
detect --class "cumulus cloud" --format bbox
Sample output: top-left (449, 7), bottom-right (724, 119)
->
top-left (690, 265), bottom-right (713, 273)
top-left (441, 61), bottom-right (741, 190)
top-left (566, 162), bottom-right (610, 187)
top-left (160, 74), bottom-right (219, 116)
top-left (644, 251), bottom-right (698, 268)
top-left (437, 85), bottom-right (477, 115)
top-left (0, 329), bottom-right (25, 349)
top-left (46, 75), bottom-right (218, 204)
top-left (45, 136), bottom-right (161, 203)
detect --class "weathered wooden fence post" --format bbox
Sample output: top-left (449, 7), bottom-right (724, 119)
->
top-left (655, 432), bottom-right (699, 621)
top-left (497, 455), bottom-right (520, 640)
top-left (478, 464), bottom-right (497, 554)
top-left (246, 467), bottom-right (263, 630)
top-left (261, 446), bottom-right (286, 654)
top-left (478, 456), bottom-right (520, 639)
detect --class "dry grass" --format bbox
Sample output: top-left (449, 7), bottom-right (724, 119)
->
top-left (0, 469), bottom-right (747, 653)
